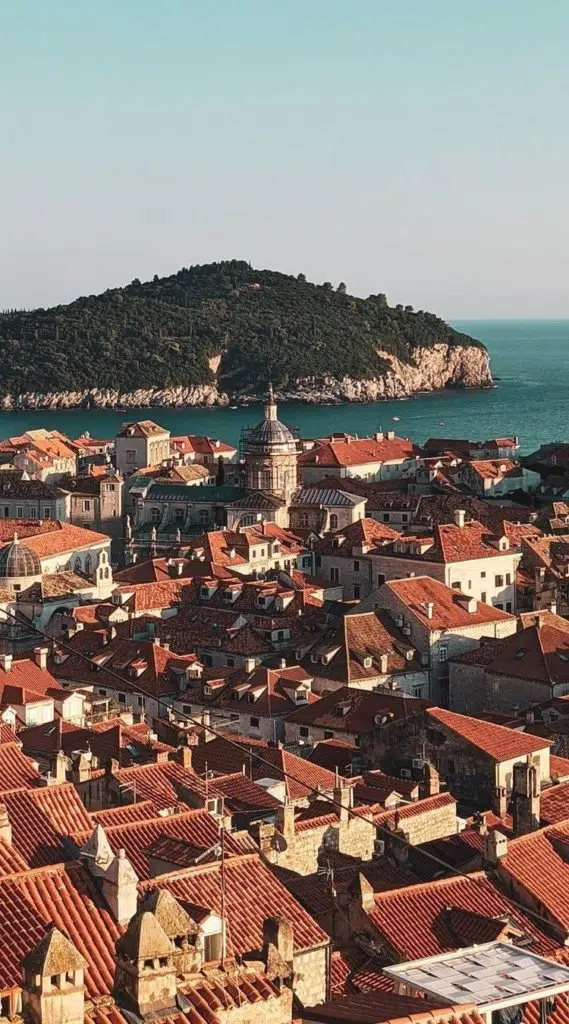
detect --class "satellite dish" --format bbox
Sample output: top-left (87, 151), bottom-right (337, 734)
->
top-left (271, 831), bottom-right (288, 853)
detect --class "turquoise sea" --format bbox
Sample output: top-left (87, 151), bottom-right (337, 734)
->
top-left (0, 320), bottom-right (567, 454)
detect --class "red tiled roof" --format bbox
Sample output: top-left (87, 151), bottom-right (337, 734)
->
top-left (307, 738), bottom-right (359, 774)
top-left (72, 808), bottom-right (244, 878)
top-left (90, 800), bottom-right (158, 826)
top-left (303, 992), bottom-right (484, 1024)
top-left (427, 707), bottom-right (552, 760)
top-left (287, 686), bottom-right (427, 736)
top-left (550, 755), bottom-right (569, 780)
top-left (22, 521), bottom-right (110, 558)
top-left (299, 436), bottom-right (419, 468)
top-left (50, 633), bottom-right (197, 698)
top-left (116, 579), bottom-right (194, 613)
top-left (385, 576), bottom-right (515, 631)
top-left (191, 737), bottom-right (339, 800)
top-left (0, 861), bottom-right (121, 994)
top-left (2, 784), bottom-right (92, 865)
top-left (499, 822), bottom-right (569, 934)
top-left (140, 852), bottom-right (328, 953)
top-left (0, 837), bottom-right (28, 875)
top-left (366, 871), bottom-right (560, 960)
top-left (374, 791), bottom-right (456, 828)
top-left (0, 741), bottom-right (41, 792)
top-left (206, 772), bottom-right (281, 813)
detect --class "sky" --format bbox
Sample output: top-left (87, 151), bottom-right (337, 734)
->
top-left (1, 0), bottom-right (568, 318)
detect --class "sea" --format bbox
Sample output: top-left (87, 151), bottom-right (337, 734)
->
top-left (1, 320), bottom-right (567, 454)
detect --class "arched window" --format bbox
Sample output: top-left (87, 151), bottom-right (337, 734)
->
top-left (329, 514), bottom-right (338, 531)
top-left (74, 556), bottom-right (82, 572)
top-left (85, 556), bottom-right (92, 576)
top-left (104, 567), bottom-right (110, 579)
top-left (100, 551), bottom-right (106, 564)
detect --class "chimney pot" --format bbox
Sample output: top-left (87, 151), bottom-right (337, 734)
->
top-left (454, 509), bottom-right (466, 528)
top-left (34, 646), bottom-right (49, 670)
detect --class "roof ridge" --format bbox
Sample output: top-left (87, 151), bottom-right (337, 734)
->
top-left (372, 869), bottom-right (489, 902)
top-left (137, 850), bottom-right (260, 888)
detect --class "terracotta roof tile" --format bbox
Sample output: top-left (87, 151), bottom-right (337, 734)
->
top-left (23, 522), bottom-right (110, 558)
top-left (499, 822), bottom-right (569, 934)
top-left (374, 791), bottom-right (456, 828)
top-left (2, 784), bottom-right (92, 865)
top-left (299, 436), bottom-right (420, 469)
top-left (287, 686), bottom-right (428, 736)
top-left (0, 741), bottom-right (41, 792)
top-left (427, 707), bottom-right (552, 760)
top-left (191, 737), bottom-right (339, 800)
top-left (140, 851), bottom-right (328, 954)
top-left (385, 576), bottom-right (515, 631)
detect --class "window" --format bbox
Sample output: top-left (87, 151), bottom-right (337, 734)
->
top-left (353, 560), bottom-right (360, 572)
top-left (74, 556), bottom-right (82, 572)
top-left (84, 500), bottom-right (91, 512)
top-left (150, 507), bottom-right (161, 523)
top-left (481, 571), bottom-right (486, 579)
top-left (329, 514), bottom-right (338, 530)
top-left (137, 696), bottom-right (146, 709)
top-left (183, 704), bottom-right (192, 715)
top-left (302, 555), bottom-right (311, 569)
top-left (447, 758), bottom-right (456, 774)
top-left (401, 513), bottom-right (409, 523)
top-left (199, 509), bottom-right (209, 524)
top-left (118, 693), bottom-right (126, 704)
top-left (3, 507), bottom-right (8, 518)
top-left (300, 726), bottom-right (309, 738)
top-left (16, 506), bottom-right (23, 518)
top-left (227, 658), bottom-right (235, 668)
top-left (300, 513), bottom-right (309, 528)
top-left (413, 687), bottom-right (423, 697)
top-left (383, 513), bottom-right (391, 523)
top-left (353, 584), bottom-right (361, 599)
top-left (481, 592), bottom-right (487, 603)
top-left (506, 601), bottom-right (512, 613)
top-left (203, 654), bottom-right (213, 667)
top-left (505, 573), bottom-right (512, 585)
top-left (330, 567), bottom-right (340, 584)
top-left (439, 645), bottom-right (448, 662)
top-left (29, 508), bottom-right (38, 518)
top-left (174, 508), bottom-right (184, 524)
top-left (495, 574), bottom-right (504, 587)
top-left (250, 716), bottom-right (260, 728)
top-left (377, 573), bottom-right (386, 587)
top-left (324, 730), bottom-right (334, 739)
top-left (126, 450), bottom-right (136, 463)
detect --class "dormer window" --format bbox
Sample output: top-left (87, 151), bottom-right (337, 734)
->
top-left (363, 656), bottom-right (373, 668)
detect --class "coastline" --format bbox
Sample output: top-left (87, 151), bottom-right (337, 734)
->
top-left (0, 342), bottom-right (492, 411)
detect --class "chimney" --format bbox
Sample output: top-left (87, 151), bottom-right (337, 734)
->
top-left (379, 653), bottom-right (388, 674)
top-left (471, 811), bottom-right (488, 836)
top-left (42, 750), bottom-right (68, 786)
top-left (114, 910), bottom-right (176, 1016)
top-left (243, 656), bottom-right (256, 673)
top-left (277, 801), bottom-right (296, 840)
top-left (493, 785), bottom-right (507, 819)
top-left (426, 602), bottom-right (434, 620)
top-left (333, 776), bottom-right (354, 824)
top-left (33, 647), bottom-right (49, 671)
top-left (0, 804), bottom-right (12, 845)
top-left (454, 509), bottom-right (466, 528)
top-left (72, 751), bottom-right (92, 784)
top-left (177, 745), bottom-right (192, 770)
top-left (22, 927), bottom-right (87, 1024)
top-left (0, 654), bottom-right (12, 672)
top-left (348, 870), bottom-right (375, 912)
top-left (263, 917), bottom-right (294, 971)
top-left (419, 761), bottom-right (440, 799)
top-left (101, 848), bottom-right (139, 926)
top-left (512, 761), bottom-right (541, 836)
top-left (484, 829), bottom-right (508, 864)
top-left (279, 657), bottom-right (287, 669)
top-left (549, 600), bottom-right (557, 616)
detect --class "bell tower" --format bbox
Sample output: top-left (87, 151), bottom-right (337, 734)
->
top-left (244, 386), bottom-right (298, 503)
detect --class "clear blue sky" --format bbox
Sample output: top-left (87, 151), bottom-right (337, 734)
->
top-left (2, 0), bottom-right (568, 317)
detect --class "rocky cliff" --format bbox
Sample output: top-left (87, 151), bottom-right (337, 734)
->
top-left (0, 342), bottom-right (491, 409)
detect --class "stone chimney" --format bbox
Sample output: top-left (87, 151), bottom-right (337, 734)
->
top-left (493, 784), bottom-right (508, 819)
top-left (0, 803), bottom-right (12, 846)
top-left (41, 749), bottom-right (68, 786)
top-left (79, 824), bottom-right (115, 877)
top-left (263, 917), bottom-right (294, 971)
top-left (277, 801), bottom-right (296, 840)
top-left (22, 926), bottom-right (88, 1024)
top-left (177, 745), bottom-right (192, 770)
top-left (512, 761), bottom-right (540, 836)
top-left (348, 870), bottom-right (375, 912)
top-left (0, 654), bottom-right (13, 672)
top-left (115, 910), bottom-right (177, 1017)
top-left (71, 751), bottom-right (92, 784)
top-left (419, 761), bottom-right (440, 799)
top-left (101, 848), bottom-right (139, 926)
top-left (33, 647), bottom-right (49, 670)
top-left (140, 890), bottom-right (200, 977)
top-left (384, 821), bottom-right (409, 867)
top-left (454, 509), bottom-right (466, 529)
top-left (484, 829), bottom-right (508, 864)
top-left (333, 776), bottom-right (354, 824)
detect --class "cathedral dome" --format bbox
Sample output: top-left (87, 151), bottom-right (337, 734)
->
top-left (0, 534), bottom-right (41, 579)
top-left (245, 385), bottom-right (296, 454)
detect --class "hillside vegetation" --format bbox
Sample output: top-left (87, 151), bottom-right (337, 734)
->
top-left (0, 260), bottom-right (482, 396)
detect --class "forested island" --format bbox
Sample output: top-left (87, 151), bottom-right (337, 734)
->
top-left (0, 261), bottom-right (491, 408)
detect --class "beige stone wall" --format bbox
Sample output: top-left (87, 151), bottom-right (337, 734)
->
top-left (265, 817), bottom-right (375, 875)
top-left (294, 946), bottom-right (328, 1007)
top-left (382, 798), bottom-right (458, 846)
top-left (219, 986), bottom-right (293, 1024)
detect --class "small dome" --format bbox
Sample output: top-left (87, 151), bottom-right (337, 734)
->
top-left (0, 534), bottom-right (41, 579)
top-left (247, 417), bottom-right (296, 449)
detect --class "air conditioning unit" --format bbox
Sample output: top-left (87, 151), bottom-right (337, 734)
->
top-left (401, 769), bottom-right (412, 778)
top-left (412, 758), bottom-right (424, 769)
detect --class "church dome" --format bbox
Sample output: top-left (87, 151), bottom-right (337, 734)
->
top-left (0, 534), bottom-right (41, 579)
top-left (245, 385), bottom-right (296, 454)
